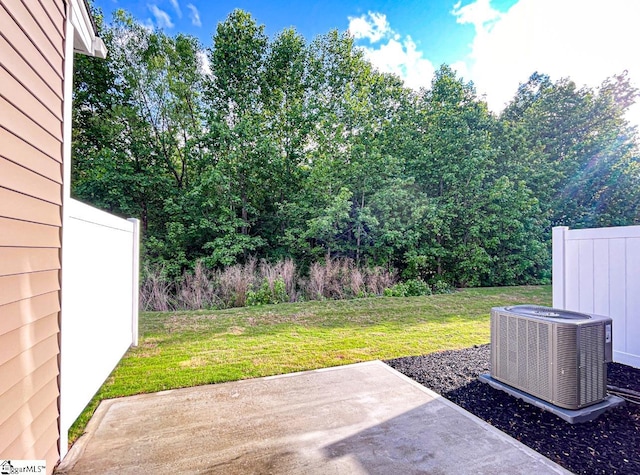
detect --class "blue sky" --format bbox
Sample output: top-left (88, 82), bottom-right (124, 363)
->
top-left (94, 0), bottom-right (498, 66)
top-left (94, 0), bottom-right (640, 125)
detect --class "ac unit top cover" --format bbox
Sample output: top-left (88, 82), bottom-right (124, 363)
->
top-left (498, 305), bottom-right (611, 325)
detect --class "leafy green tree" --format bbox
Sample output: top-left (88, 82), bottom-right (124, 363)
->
top-left (258, 28), bottom-right (313, 258)
top-left (73, 11), bottom-right (172, 235)
top-left (405, 66), bottom-right (548, 286)
top-left (72, 6), bottom-right (639, 290)
top-left (499, 71), bottom-right (639, 229)
top-left (203, 10), bottom-right (272, 265)
top-left (408, 66), bottom-right (494, 284)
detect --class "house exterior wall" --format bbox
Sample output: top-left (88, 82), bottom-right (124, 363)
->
top-left (0, 0), bottom-right (66, 469)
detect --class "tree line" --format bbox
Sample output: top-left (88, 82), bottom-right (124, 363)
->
top-left (72, 9), bottom-right (640, 289)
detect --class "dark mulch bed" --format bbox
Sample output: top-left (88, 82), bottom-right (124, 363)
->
top-left (386, 345), bottom-right (640, 475)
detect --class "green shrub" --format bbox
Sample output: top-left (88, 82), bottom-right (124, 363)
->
top-left (272, 278), bottom-right (288, 304)
top-left (247, 277), bottom-right (289, 306)
top-left (384, 278), bottom-right (431, 297)
top-left (386, 282), bottom-right (407, 297)
top-left (432, 279), bottom-right (453, 294)
top-left (404, 278), bottom-right (431, 296)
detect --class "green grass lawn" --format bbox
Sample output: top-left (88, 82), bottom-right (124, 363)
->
top-left (69, 285), bottom-right (551, 443)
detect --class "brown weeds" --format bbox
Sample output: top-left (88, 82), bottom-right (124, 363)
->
top-left (140, 257), bottom-right (396, 311)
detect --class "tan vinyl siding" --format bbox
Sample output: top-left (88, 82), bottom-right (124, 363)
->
top-left (0, 358), bottom-right (59, 446)
top-left (0, 335), bottom-right (60, 387)
top-left (1, 373), bottom-right (60, 455)
top-left (0, 66), bottom-right (63, 130)
top-left (1, 400), bottom-right (59, 455)
top-left (0, 156), bottom-right (62, 204)
top-left (0, 97), bottom-right (63, 158)
top-left (12, 1), bottom-right (65, 68)
top-left (0, 248), bottom-right (61, 276)
top-left (37, 0), bottom-right (66, 39)
top-left (0, 129), bottom-right (63, 182)
top-left (0, 189), bottom-right (61, 227)
top-left (0, 0), bottom-right (66, 470)
top-left (0, 219), bottom-right (61, 248)
top-left (0, 3), bottom-right (64, 97)
top-left (0, 271), bottom-right (61, 308)
top-left (22, 418), bottom-right (59, 461)
top-left (0, 313), bottom-right (60, 365)
top-left (0, 35), bottom-right (63, 119)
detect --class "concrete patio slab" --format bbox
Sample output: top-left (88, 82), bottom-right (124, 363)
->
top-left (56, 361), bottom-right (572, 474)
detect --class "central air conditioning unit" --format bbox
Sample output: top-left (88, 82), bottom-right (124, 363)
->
top-left (490, 305), bottom-right (612, 410)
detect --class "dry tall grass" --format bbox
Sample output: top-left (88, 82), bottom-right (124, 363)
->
top-left (215, 258), bottom-right (258, 308)
top-left (304, 256), bottom-right (396, 300)
top-left (175, 261), bottom-right (216, 309)
top-left (140, 256), bottom-right (396, 311)
top-left (259, 258), bottom-right (298, 302)
top-left (140, 265), bottom-right (172, 312)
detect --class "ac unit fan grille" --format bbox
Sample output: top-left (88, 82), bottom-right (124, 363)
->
top-left (579, 325), bottom-right (606, 406)
top-left (494, 313), bottom-right (552, 402)
top-left (555, 326), bottom-right (578, 407)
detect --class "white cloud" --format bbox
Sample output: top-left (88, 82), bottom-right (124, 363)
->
top-left (348, 12), bottom-right (392, 43)
top-left (350, 12), bottom-right (435, 90)
top-left (450, 60), bottom-right (470, 82)
top-left (454, 0), bottom-right (640, 126)
top-left (148, 4), bottom-right (173, 28)
top-left (169, 0), bottom-right (182, 18)
top-left (361, 37), bottom-right (435, 90)
top-left (187, 3), bottom-right (201, 27)
top-left (452, 0), bottom-right (501, 33)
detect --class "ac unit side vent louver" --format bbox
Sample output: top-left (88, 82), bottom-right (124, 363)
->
top-left (490, 305), bottom-right (612, 410)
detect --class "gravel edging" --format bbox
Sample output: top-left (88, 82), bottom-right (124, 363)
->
top-left (386, 345), bottom-right (640, 475)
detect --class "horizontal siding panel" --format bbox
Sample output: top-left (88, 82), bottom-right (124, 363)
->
top-left (0, 397), bottom-right (57, 454)
top-left (0, 335), bottom-right (58, 396)
top-left (0, 357), bottom-right (58, 427)
top-left (0, 270), bottom-right (60, 307)
top-left (0, 292), bottom-right (60, 336)
top-left (0, 217), bottom-right (61, 248)
top-left (0, 188), bottom-right (61, 226)
top-left (0, 128), bottom-right (63, 178)
top-left (32, 419), bottom-right (60, 465)
top-left (3, 408), bottom-right (59, 461)
top-left (0, 97), bottom-right (62, 158)
top-left (43, 443), bottom-right (60, 475)
top-left (0, 35), bottom-right (62, 117)
top-left (2, 0), bottom-right (64, 70)
top-left (0, 248), bottom-right (60, 278)
top-left (35, 0), bottom-right (66, 39)
top-left (0, 156), bottom-right (61, 204)
top-left (0, 65), bottom-right (62, 126)
top-left (19, 0), bottom-right (65, 59)
top-left (0, 313), bottom-right (59, 366)
top-left (0, 0), bottom-right (64, 470)
top-left (0, 5), bottom-right (63, 96)
top-left (49, 0), bottom-right (66, 19)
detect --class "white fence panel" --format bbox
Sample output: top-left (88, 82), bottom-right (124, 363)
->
top-left (59, 198), bottom-right (139, 456)
top-left (627, 239), bottom-right (640, 359)
top-left (553, 225), bottom-right (640, 369)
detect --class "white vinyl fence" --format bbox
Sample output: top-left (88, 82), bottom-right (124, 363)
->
top-left (59, 198), bottom-right (139, 456)
top-left (553, 225), bottom-right (640, 369)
